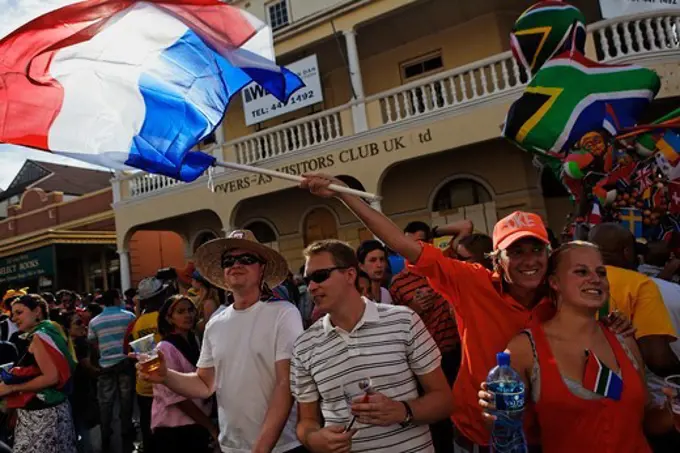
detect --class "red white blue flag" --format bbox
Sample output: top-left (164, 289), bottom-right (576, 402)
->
top-left (0, 0), bottom-right (304, 182)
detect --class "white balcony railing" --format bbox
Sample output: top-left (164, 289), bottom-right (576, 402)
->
top-left (233, 109), bottom-right (345, 165)
top-left (128, 173), bottom-right (184, 197)
top-left (116, 10), bottom-right (680, 202)
top-left (592, 12), bottom-right (680, 61)
top-left (376, 52), bottom-right (526, 124)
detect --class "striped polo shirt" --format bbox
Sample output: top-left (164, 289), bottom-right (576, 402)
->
top-left (291, 299), bottom-right (440, 453)
top-left (88, 305), bottom-right (136, 368)
top-left (390, 270), bottom-right (459, 353)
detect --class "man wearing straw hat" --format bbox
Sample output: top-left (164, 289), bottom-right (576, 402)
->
top-left (138, 230), bottom-right (305, 453)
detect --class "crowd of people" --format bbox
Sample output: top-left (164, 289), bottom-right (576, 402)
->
top-left (0, 173), bottom-right (678, 453)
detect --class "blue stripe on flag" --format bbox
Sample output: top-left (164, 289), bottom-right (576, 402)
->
top-left (126, 28), bottom-right (304, 182)
top-left (565, 97), bottom-right (651, 150)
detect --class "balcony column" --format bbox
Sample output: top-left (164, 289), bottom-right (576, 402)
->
top-left (112, 171), bottom-right (123, 203)
top-left (343, 29), bottom-right (368, 133)
top-left (118, 249), bottom-right (132, 292)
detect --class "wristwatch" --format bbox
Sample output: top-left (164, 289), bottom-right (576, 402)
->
top-left (400, 401), bottom-right (413, 427)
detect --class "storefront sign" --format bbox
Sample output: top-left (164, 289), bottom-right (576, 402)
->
top-left (599, 0), bottom-right (680, 19)
top-left (242, 55), bottom-right (323, 126)
top-left (0, 246), bottom-right (54, 285)
top-left (214, 128), bottom-right (433, 194)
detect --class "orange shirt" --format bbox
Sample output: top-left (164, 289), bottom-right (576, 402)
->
top-left (390, 269), bottom-right (459, 353)
top-left (410, 243), bottom-right (548, 446)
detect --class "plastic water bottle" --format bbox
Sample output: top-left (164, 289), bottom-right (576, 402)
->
top-left (486, 352), bottom-right (528, 453)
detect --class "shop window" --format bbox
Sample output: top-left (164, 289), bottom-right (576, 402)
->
top-left (267, 0), bottom-right (290, 31)
top-left (432, 178), bottom-right (492, 212)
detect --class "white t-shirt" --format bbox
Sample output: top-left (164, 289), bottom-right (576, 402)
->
top-left (197, 300), bottom-right (303, 453)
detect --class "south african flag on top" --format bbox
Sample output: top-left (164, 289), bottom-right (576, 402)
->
top-left (503, 51), bottom-right (660, 157)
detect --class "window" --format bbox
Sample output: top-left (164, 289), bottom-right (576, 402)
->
top-left (432, 178), bottom-right (492, 212)
top-left (401, 52), bottom-right (444, 81)
top-left (400, 52), bottom-right (445, 115)
top-left (267, 0), bottom-right (290, 31)
top-left (245, 221), bottom-right (278, 244)
top-left (193, 231), bottom-right (218, 252)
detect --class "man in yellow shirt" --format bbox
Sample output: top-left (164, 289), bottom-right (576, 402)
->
top-left (126, 277), bottom-right (168, 453)
top-left (589, 224), bottom-right (680, 377)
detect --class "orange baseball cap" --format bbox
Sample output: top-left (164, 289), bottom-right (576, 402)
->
top-left (493, 211), bottom-right (550, 251)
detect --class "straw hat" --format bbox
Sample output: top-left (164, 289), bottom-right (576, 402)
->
top-left (194, 230), bottom-right (289, 291)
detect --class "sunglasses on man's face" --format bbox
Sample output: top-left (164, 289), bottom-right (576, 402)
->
top-left (221, 253), bottom-right (263, 269)
top-left (303, 267), bottom-right (347, 286)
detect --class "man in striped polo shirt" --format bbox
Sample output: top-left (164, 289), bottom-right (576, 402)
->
top-left (292, 240), bottom-right (453, 453)
top-left (89, 289), bottom-right (136, 453)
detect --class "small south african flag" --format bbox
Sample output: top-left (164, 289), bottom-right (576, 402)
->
top-left (582, 349), bottom-right (623, 400)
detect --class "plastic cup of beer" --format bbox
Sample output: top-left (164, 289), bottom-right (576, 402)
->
top-left (664, 375), bottom-right (680, 431)
top-left (129, 334), bottom-right (160, 374)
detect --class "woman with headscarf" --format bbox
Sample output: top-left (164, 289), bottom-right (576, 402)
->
top-left (0, 294), bottom-right (77, 453)
top-left (151, 295), bottom-right (215, 452)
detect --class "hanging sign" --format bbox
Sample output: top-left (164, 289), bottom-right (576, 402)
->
top-left (599, 0), bottom-right (680, 19)
top-left (242, 54), bottom-right (323, 126)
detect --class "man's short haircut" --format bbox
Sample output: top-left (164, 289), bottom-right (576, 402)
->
top-left (304, 239), bottom-right (360, 271)
top-left (404, 221), bottom-right (432, 241)
top-left (356, 240), bottom-right (386, 264)
top-left (101, 289), bottom-right (120, 307)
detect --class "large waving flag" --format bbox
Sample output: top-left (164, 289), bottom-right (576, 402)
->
top-left (503, 51), bottom-right (660, 156)
top-left (0, 0), bottom-right (304, 182)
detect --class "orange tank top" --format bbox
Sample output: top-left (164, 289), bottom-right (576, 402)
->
top-left (530, 320), bottom-right (651, 453)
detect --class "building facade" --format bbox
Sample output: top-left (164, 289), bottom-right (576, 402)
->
top-left (0, 161), bottom-right (185, 294)
top-left (112, 0), bottom-right (680, 284)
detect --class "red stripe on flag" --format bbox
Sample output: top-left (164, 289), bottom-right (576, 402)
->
top-left (34, 335), bottom-right (72, 388)
top-left (0, 0), bottom-right (257, 150)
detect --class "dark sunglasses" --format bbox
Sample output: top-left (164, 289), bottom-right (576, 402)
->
top-left (221, 253), bottom-right (263, 269)
top-left (304, 267), bottom-right (348, 285)
top-left (72, 319), bottom-right (84, 327)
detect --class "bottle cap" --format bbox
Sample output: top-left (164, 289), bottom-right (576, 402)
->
top-left (497, 352), bottom-right (510, 367)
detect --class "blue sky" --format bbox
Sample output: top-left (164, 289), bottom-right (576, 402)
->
top-left (0, 0), bottom-right (102, 189)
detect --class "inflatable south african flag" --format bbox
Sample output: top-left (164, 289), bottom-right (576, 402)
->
top-left (503, 51), bottom-right (660, 157)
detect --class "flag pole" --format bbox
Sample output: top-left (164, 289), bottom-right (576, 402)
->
top-left (212, 160), bottom-right (382, 201)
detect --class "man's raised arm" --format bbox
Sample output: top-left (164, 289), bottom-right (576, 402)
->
top-left (301, 174), bottom-right (422, 263)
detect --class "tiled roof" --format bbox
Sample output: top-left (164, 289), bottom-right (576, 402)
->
top-left (0, 160), bottom-right (112, 201)
top-left (32, 161), bottom-right (113, 195)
